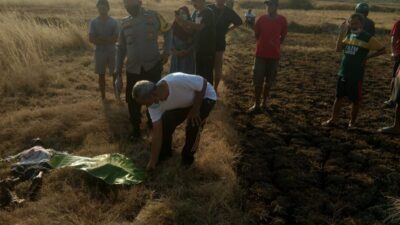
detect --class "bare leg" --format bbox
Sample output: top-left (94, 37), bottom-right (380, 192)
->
top-left (99, 74), bottom-right (106, 100)
top-left (214, 51), bottom-right (224, 93)
top-left (349, 100), bottom-right (360, 127)
top-left (262, 84), bottom-right (271, 108)
top-left (323, 98), bottom-right (345, 125)
top-left (248, 85), bottom-right (262, 112)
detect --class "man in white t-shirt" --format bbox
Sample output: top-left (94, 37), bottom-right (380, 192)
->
top-left (133, 73), bottom-right (217, 171)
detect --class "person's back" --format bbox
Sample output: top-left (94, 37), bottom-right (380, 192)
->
top-left (355, 2), bottom-right (375, 36)
top-left (245, 9), bottom-right (256, 27)
top-left (363, 17), bottom-right (375, 36)
top-left (192, 7), bottom-right (216, 55)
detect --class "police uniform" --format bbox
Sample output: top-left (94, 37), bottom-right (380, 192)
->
top-left (116, 8), bottom-right (172, 135)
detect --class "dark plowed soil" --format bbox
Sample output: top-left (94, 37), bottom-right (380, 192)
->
top-left (224, 27), bottom-right (400, 225)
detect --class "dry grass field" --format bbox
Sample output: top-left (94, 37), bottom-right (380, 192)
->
top-left (0, 0), bottom-right (400, 224)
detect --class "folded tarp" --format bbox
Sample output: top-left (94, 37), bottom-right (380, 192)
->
top-left (49, 153), bottom-right (145, 185)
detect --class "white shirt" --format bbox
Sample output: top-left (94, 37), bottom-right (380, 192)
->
top-left (148, 73), bottom-right (217, 122)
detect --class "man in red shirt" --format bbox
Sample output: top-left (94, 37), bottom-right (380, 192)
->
top-left (248, 0), bottom-right (287, 113)
top-left (384, 19), bottom-right (400, 108)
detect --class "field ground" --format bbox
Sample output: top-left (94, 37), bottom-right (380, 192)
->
top-left (1, 0), bottom-right (400, 224)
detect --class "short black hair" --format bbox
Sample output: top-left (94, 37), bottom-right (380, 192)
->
top-left (350, 13), bottom-right (365, 25)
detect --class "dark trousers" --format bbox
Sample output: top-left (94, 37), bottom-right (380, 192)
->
top-left (159, 98), bottom-right (216, 163)
top-left (195, 52), bottom-right (215, 85)
top-left (126, 62), bottom-right (162, 130)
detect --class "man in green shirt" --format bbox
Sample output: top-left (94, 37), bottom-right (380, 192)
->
top-left (323, 13), bottom-right (385, 128)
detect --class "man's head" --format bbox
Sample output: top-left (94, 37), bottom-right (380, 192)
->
top-left (216, 0), bottom-right (226, 6)
top-left (264, 0), bottom-right (278, 15)
top-left (31, 138), bottom-right (44, 147)
top-left (191, 0), bottom-right (206, 10)
top-left (132, 80), bottom-right (158, 106)
top-left (96, 0), bottom-right (110, 16)
top-left (355, 2), bottom-right (369, 17)
top-left (349, 13), bottom-right (364, 34)
top-left (124, 0), bottom-right (142, 16)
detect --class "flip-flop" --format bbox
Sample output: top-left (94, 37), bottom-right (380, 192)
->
top-left (247, 105), bottom-right (262, 115)
top-left (322, 119), bottom-right (337, 127)
top-left (379, 126), bottom-right (400, 135)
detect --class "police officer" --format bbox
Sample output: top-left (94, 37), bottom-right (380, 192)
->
top-left (116, 0), bottom-right (172, 139)
top-left (355, 2), bottom-right (375, 36)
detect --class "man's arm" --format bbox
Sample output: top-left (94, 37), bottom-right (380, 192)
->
top-left (367, 47), bottom-right (386, 59)
top-left (187, 78), bottom-right (207, 126)
top-left (336, 21), bottom-right (348, 52)
top-left (157, 13), bottom-right (172, 64)
top-left (227, 11), bottom-right (243, 33)
top-left (175, 15), bottom-right (205, 32)
top-left (147, 120), bottom-right (163, 171)
top-left (115, 29), bottom-right (126, 75)
top-left (89, 35), bottom-right (118, 45)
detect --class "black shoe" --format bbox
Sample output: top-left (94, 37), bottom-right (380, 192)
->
top-left (384, 100), bottom-right (396, 109)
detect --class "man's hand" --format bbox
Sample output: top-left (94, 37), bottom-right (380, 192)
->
top-left (187, 109), bottom-right (202, 127)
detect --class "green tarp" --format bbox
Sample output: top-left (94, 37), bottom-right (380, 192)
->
top-left (49, 153), bottom-right (145, 185)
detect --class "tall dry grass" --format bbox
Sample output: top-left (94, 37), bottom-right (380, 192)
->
top-left (0, 12), bottom-right (89, 96)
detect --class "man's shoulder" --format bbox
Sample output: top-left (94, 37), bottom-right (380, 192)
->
top-left (277, 14), bottom-right (287, 23)
top-left (365, 17), bottom-right (375, 25)
top-left (90, 16), bottom-right (100, 24)
top-left (143, 9), bottom-right (159, 18)
top-left (121, 16), bottom-right (134, 29)
top-left (207, 4), bottom-right (217, 10)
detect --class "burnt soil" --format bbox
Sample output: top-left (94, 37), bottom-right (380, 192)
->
top-left (224, 27), bottom-right (400, 225)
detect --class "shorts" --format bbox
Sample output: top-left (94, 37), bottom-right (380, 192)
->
top-left (393, 59), bottom-right (400, 78)
top-left (253, 57), bottom-right (279, 88)
top-left (336, 77), bottom-right (363, 102)
top-left (95, 50), bottom-right (115, 75)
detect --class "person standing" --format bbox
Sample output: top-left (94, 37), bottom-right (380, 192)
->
top-left (174, 0), bottom-right (216, 85)
top-left (323, 14), bottom-right (385, 128)
top-left (132, 73), bottom-right (217, 171)
top-left (355, 2), bottom-right (375, 36)
top-left (89, 0), bottom-right (120, 100)
top-left (380, 68), bottom-right (400, 134)
top-left (245, 9), bottom-right (256, 27)
top-left (115, 0), bottom-right (172, 139)
top-left (170, 6), bottom-right (195, 74)
top-left (384, 18), bottom-right (400, 108)
top-left (209, 0), bottom-right (243, 92)
top-left (248, 0), bottom-right (287, 113)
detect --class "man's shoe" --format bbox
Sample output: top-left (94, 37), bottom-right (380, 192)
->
top-left (384, 100), bottom-right (396, 109)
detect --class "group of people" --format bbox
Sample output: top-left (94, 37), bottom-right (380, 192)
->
top-left (89, 0), bottom-right (244, 170)
top-left (321, 2), bottom-right (400, 135)
top-left (88, 0), bottom-right (400, 171)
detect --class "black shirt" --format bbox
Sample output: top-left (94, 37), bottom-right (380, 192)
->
top-left (192, 7), bottom-right (216, 54)
top-left (208, 4), bottom-right (243, 51)
top-left (364, 17), bottom-right (375, 36)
